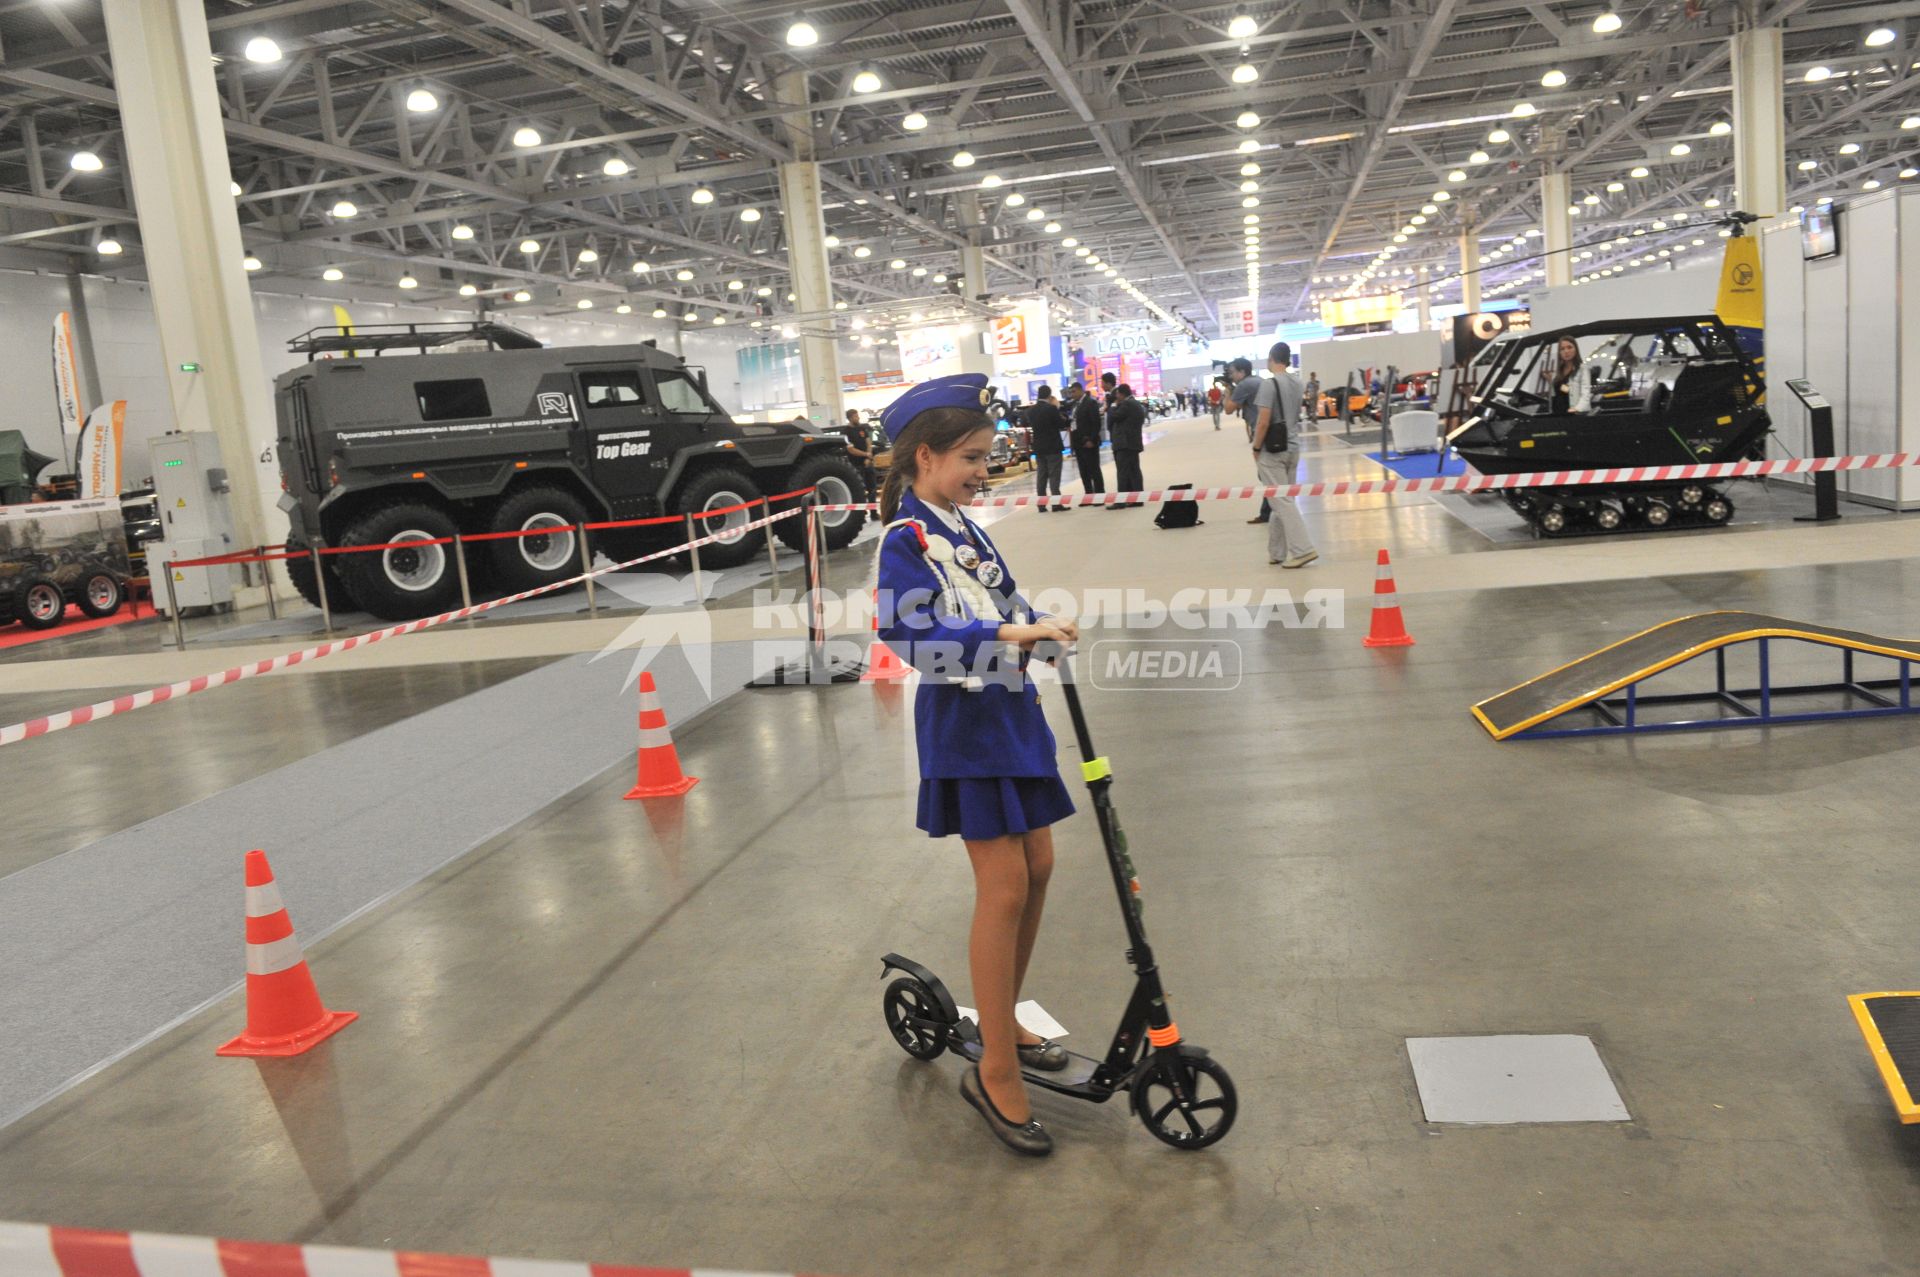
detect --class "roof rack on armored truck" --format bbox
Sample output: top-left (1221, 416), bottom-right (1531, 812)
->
top-left (287, 321), bottom-right (546, 360)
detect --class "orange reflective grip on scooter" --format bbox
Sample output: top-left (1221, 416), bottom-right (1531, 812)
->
top-left (1147, 1023), bottom-right (1182, 1047)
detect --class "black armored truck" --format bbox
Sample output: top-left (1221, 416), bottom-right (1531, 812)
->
top-left (273, 323), bottom-right (867, 620)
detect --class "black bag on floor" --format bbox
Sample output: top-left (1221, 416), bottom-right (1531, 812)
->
top-left (1154, 483), bottom-right (1202, 529)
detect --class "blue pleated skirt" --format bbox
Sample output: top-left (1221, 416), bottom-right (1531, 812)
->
top-left (916, 774), bottom-right (1077, 841)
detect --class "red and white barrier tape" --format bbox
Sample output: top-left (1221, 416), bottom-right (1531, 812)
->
top-left (0, 507), bottom-right (801, 749)
top-left (810, 450), bottom-right (1920, 511)
top-left (0, 1220), bottom-right (822, 1277)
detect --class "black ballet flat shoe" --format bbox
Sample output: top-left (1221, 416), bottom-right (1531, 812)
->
top-left (1017, 1038), bottom-right (1070, 1071)
top-left (960, 1066), bottom-right (1053, 1156)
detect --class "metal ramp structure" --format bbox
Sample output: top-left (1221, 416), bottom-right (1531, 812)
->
top-left (1472, 611), bottom-right (1920, 739)
top-left (1849, 993), bottom-right (1920, 1124)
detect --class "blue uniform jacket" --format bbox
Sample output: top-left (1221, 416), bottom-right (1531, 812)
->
top-left (876, 488), bottom-right (1060, 780)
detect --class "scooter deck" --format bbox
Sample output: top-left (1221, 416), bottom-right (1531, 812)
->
top-left (951, 1020), bottom-right (1105, 1090)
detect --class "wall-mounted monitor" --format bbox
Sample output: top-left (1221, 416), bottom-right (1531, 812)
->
top-left (1802, 205), bottom-right (1841, 261)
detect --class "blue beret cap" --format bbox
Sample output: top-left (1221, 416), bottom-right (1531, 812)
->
top-left (879, 373), bottom-right (992, 442)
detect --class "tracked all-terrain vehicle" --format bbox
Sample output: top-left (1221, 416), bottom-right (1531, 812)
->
top-left (1446, 315), bottom-right (1770, 537)
top-left (273, 322), bottom-right (867, 620)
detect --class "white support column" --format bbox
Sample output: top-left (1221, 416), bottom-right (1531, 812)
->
top-left (1540, 172), bottom-right (1574, 287)
top-left (773, 70), bottom-right (840, 427)
top-left (955, 191), bottom-right (989, 304)
top-left (1459, 226), bottom-right (1481, 312)
top-left (1416, 267), bottom-right (1432, 330)
top-left (102, 0), bottom-right (272, 553)
top-left (1731, 26), bottom-right (1787, 217)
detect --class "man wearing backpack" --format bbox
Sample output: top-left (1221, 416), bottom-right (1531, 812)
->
top-left (1252, 341), bottom-right (1317, 568)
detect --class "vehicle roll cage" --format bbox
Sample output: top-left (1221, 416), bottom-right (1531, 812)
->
top-left (1471, 314), bottom-right (1759, 411)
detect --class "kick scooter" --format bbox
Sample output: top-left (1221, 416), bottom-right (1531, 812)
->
top-left (879, 650), bottom-right (1237, 1149)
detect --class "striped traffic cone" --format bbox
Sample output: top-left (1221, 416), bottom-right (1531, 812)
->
top-left (217, 850), bottom-right (357, 1058)
top-left (624, 670), bottom-right (699, 799)
top-left (861, 593), bottom-right (912, 683)
top-left (1362, 548), bottom-right (1416, 648)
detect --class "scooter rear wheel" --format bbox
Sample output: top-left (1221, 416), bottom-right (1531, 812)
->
top-left (882, 976), bottom-right (950, 1060)
top-left (1132, 1051), bottom-right (1237, 1149)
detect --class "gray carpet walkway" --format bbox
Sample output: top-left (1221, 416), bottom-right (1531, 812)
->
top-left (0, 639), bottom-right (772, 1128)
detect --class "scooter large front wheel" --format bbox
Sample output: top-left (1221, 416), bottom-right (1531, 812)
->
top-left (1132, 1050), bottom-right (1237, 1149)
top-left (882, 976), bottom-right (950, 1060)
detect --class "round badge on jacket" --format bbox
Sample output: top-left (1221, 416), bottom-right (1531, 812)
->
top-left (977, 561), bottom-right (1004, 588)
top-left (954, 544), bottom-right (980, 570)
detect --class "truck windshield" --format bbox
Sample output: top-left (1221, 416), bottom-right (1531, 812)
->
top-left (654, 368), bottom-right (712, 414)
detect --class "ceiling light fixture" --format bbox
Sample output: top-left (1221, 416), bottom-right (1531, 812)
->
top-left (1541, 69), bottom-right (1567, 88)
top-left (786, 16), bottom-right (819, 47)
top-left (69, 150), bottom-right (103, 172)
top-left (852, 70), bottom-right (883, 94)
top-left (952, 150), bottom-right (976, 167)
top-left (740, 207), bottom-right (762, 222)
top-left (406, 87), bottom-right (439, 113)
top-left (322, 267), bottom-right (344, 281)
top-left (1237, 111), bottom-right (1260, 129)
top-left (1805, 65), bottom-right (1833, 82)
top-left (1232, 64), bottom-right (1258, 84)
top-left (460, 284), bottom-right (479, 297)
top-left (676, 268), bottom-right (695, 280)
top-left (902, 111), bottom-right (929, 131)
top-left (690, 187), bottom-right (715, 204)
top-left (1228, 13), bottom-right (1257, 39)
top-left (330, 199), bottom-right (358, 218)
top-left (512, 126), bottom-right (542, 148)
top-left (450, 223), bottom-right (475, 240)
top-left (514, 290), bottom-right (532, 302)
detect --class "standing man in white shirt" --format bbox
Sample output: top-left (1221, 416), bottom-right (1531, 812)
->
top-left (1251, 341), bottom-right (1318, 568)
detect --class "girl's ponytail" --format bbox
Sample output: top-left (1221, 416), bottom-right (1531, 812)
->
top-left (879, 459), bottom-right (913, 524)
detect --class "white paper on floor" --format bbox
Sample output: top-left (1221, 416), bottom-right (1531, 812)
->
top-left (954, 1000), bottom-right (1068, 1040)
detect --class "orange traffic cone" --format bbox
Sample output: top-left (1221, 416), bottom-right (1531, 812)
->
top-left (217, 850), bottom-right (357, 1058)
top-left (862, 594), bottom-right (912, 683)
top-left (624, 671), bottom-right (699, 799)
top-left (1362, 548), bottom-right (1416, 648)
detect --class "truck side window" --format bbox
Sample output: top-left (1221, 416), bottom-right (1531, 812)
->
top-left (414, 378), bottom-right (492, 421)
top-left (653, 369), bottom-right (710, 414)
top-left (580, 369), bottom-right (647, 408)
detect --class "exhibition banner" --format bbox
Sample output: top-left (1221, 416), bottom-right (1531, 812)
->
top-left (51, 312), bottom-right (83, 465)
top-left (76, 400), bottom-right (126, 499)
top-left (1715, 234), bottom-right (1763, 360)
top-left (899, 324), bottom-right (963, 378)
top-left (990, 297), bottom-right (1052, 373)
top-left (1219, 297), bottom-right (1259, 338)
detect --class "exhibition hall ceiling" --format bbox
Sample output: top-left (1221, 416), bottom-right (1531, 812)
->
top-left (0, 1), bottom-right (1914, 329)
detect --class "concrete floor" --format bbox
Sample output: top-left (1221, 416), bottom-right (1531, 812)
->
top-left (3, 414), bottom-right (1920, 1275)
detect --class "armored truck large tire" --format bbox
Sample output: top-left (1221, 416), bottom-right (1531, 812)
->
top-left (672, 468), bottom-right (764, 569)
top-left (774, 453), bottom-right (870, 554)
top-left (486, 486), bottom-right (590, 596)
top-left (335, 501), bottom-right (461, 620)
top-left (284, 535), bottom-right (359, 613)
